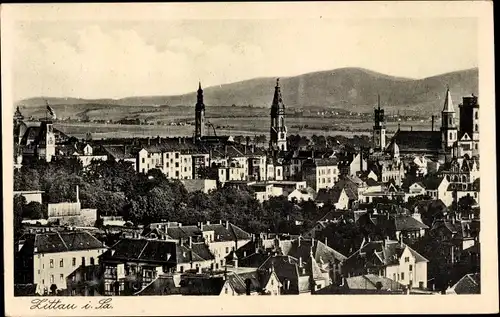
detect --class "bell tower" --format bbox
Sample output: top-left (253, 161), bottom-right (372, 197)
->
top-left (373, 95), bottom-right (386, 151)
top-left (194, 82), bottom-right (206, 141)
top-left (440, 87), bottom-right (458, 150)
top-left (269, 78), bottom-right (287, 151)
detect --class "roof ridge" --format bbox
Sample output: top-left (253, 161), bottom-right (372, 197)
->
top-left (466, 274), bottom-right (479, 286)
top-left (137, 240), bottom-right (150, 260)
top-left (57, 231), bottom-right (69, 251)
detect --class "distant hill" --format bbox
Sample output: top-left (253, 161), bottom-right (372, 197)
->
top-left (16, 67), bottom-right (478, 117)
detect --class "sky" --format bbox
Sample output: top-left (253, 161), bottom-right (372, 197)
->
top-left (11, 17), bottom-right (478, 101)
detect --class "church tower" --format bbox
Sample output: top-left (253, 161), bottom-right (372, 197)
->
top-left (373, 95), bottom-right (386, 151)
top-left (269, 78), bottom-right (287, 151)
top-left (37, 120), bottom-right (55, 162)
top-left (194, 82), bottom-right (206, 141)
top-left (440, 87), bottom-right (458, 150)
top-left (14, 106), bottom-right (24, 144)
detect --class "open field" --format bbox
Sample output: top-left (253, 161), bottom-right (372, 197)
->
top-left (55, 118), bottom-right (433, 140)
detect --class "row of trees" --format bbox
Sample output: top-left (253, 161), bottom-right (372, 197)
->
top-left (13, 158), bottom-right (329, 236)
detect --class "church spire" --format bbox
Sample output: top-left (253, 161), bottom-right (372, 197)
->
top-left (442, 86), bottom-right (455, 113)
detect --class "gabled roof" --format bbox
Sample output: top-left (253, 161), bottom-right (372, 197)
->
top-left (388, 130), bottom-right (442, 153)
top-left (344, 240), bottom-right (427, 270)
top-left (422, 176), bottom-right (445, 190)
top-left (447, 273), bottom-right (480, 294)
top-left (392, 214), bottom-right (429, 231)
top-left (180, 275), bottom-right (226, 295)
top-left (345, 274), bottom-right (403, 291)
top-left (99, 238), bottom-right (176, 265)
top-left (18, 231), bottom-right (106, 254)
top-left (135, 274), bottom-right (181, 296)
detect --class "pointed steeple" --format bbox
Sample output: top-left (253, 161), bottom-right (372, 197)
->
top-left (14, 106), bottom-right (24, 120)
top-left (442, 86), bottom-right (455, 112)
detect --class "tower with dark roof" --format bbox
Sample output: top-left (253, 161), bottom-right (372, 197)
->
top-left (458, 94), bottom-right (479, 157)
top-left (269, 78), bottom-right (287, 151)
top-left (373, 95), bottom-right (386, 151)
top-left (440, 87), bottom-right (458, 150)
top-left (194, 82), bottom-right (206, 141)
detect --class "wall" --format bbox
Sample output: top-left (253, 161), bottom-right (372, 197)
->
top-left (384, 246), bottom-right (427, 289)
top-left (48, 202), bottom-right (81, 217)
top-left (14, 191), bottom-right (43, 204)
top-left (33, 248), bottom-right (107, 294)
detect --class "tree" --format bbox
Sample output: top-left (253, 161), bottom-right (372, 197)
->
top-left (14, 195), bottom-right (26, 239)
top-left (23, 201), bottom-right (47, 219)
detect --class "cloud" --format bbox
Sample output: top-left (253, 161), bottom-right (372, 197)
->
top-left (12, 25), bottom-right (266, 100)
top-left (11, 18), bottom-right (478, 100)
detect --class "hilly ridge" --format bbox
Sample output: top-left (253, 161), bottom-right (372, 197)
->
top-left (17, 67), bottom-right (478, 116)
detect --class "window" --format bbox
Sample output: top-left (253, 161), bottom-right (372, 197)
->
top-left (38, 270), bottom-right (40, 275)
top-left (409, 265), bottom-right (413, 272)
top-left (175, 153), bottom-right (179, 159)
top-left (142, 158), bottom-right (145, 163)
top-left (475, 112), bottom-right (479, 120)
top-left (50, 275), bottom-right (54, 284)
top-left (405, 257), bottom-right (410, 263)
top-left (60, 259), bottom-right (64, 267)
top-left (475, 124), bottom-right (478, 132)
top-left (50, 259), bottom-right (54, 268)
top-left (60, 274), bottom-right (64, 281)
top-left (225, 287), bottom-right (229, 294)
top-left (90, 257), bottom-right (95, 265)
top-left (175, 162), bottom-right (179, 168)
top-left (225, 247), bottom-right (229, 253)
top-left (393, 273), bottom-right (396, 281)
top-left (179, 266), bottom-right (184, 273)
top-left (401, 272), bottom-right (405, 280)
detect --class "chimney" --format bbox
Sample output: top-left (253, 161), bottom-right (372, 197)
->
top-left (225, 221), bottom-right (229, 229)
top-left (178, 138), bottom-right (181, 144)
top-left (206, 220), bottom-right (210, 225)
top-left (147, 137), bottom-right (151, 146)
top-left (298, 235), bottom-right (301, 247)
top-left (324, 237), bottom-right (328, 246)
top-left (359, 150), bottom-right (363, 172)
top-left (431, 115), bottom-right (435, 131)
top-left (244, 146), bottom-right (247, 155)
top-left (225, 145), bottom-right (228, 156)
top-left (200, 223), bottom-right (204, 231)
top-left (299, 257), bottom-right (303, 268)
top-left (157, 136), bottom-right (161, 144)
top-left (197, 265), bottom-right (202, 274)
top-left (189, 236), bottom-right (193, 248)
top-left (123, 145), bottom-right (127, 155)
top-left (76, 185), bottom-right (79, 203)
top-left (243, 251), bottom-right (247, 258)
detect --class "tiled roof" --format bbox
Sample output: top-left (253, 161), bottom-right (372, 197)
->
top-left (102, 145), bottom-right (136, 160)
top-left (344, 240), bottom-right (427, 270)
top-left (389, 130), bottom-right (442, 153)
top-left (226, 270), bottom-right (261, 294)
top-left (135, 274), bottom-right (181, 296)
top-left (392, 214), bottom-right (429, 231)
top-left (14, 284), bottom-right (37, 296)
top-left (333, 178), bottom-right (359, 200)
top-left (180, 275), bottom-right (227, 295)
top-left (423, 176), bottom-right (445, 190)
top-left (100, 238), bottom-right (176, 264)
top-left (345, 274), bottom-right (403, 290)
top-left (259, 256), bottom-right (300, 293)
top-left (284, 238), bottom-right (347, 265)
top-left (315, 188), bottom-right (344, 204)
top-left (191, 242), bottom-right (215, 261)
top-left (448, 273), bottom-right (480, 294)
top-left (19, 231), bottom-right (106, 254)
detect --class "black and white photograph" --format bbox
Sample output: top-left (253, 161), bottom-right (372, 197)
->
top-left (2, 2), bottom-right (497, 316)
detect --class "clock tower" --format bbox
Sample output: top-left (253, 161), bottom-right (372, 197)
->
top-left (37, 120), bottom-right (56, 162)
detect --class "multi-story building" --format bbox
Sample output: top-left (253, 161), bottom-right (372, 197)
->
top-left (342, 239), bottom-right (428, 290)
top-left (456, 94), bottom-right (479, 158)
top-left (302, 158), bottom-right (340, 191)
top-left (372, 95), bottom-right (387, 152)
top-left (15, 230), bottom-right (107, 295)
